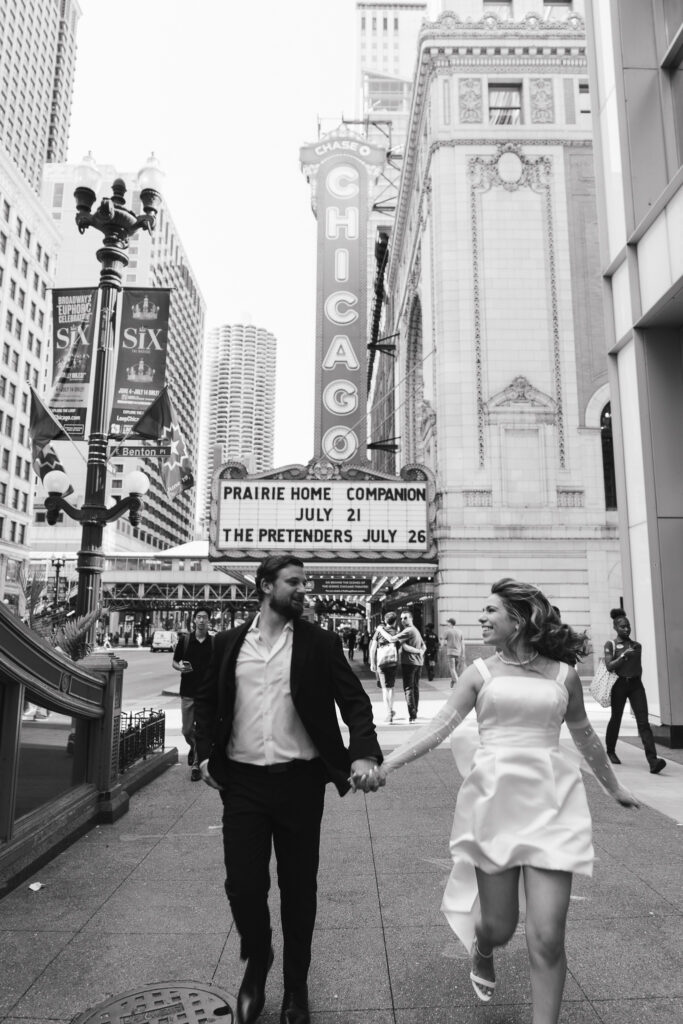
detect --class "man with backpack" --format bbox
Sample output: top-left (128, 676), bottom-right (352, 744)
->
top-left (172, 606), bottom-right (214, 780)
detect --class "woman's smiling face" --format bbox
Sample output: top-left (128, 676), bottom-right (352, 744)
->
top-left (479, 593), bottom-right (518, 647)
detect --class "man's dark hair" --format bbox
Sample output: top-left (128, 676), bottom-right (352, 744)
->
top-left (255, 555), bottom-right (305, 599)
top-left (193, 606), bottom-right (211, 620)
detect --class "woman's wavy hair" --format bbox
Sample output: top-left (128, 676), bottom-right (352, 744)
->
top-left (491, 577), bottom-right (589, 663)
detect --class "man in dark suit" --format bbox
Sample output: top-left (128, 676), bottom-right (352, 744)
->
top-left (194, 555), bottom-right (382, 1024)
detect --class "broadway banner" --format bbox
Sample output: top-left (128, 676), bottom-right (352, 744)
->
top-left (50, 287), bottom-right (98, 438)
top-left (109, 288), bottom-right (171, 437)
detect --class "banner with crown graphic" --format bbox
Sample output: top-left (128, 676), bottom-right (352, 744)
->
top-left (109, 288), bottom-right (172, 436)
top-left (50, 288), bottom-right (98, 438)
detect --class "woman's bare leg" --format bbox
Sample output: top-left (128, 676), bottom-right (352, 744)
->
top-left (522, 867), bottom-right (572, 1024)
top-left (473, 866), bottom-right (520, 986)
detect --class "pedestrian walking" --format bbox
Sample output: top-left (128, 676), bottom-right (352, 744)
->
top-left (444, 617), bottom-right (466, 687)
top-left (423, 623), bottom-right (439, 681)
top-left (172, 606), bottom-right (214, 781)
top-left (604, 608), bottom-right (666, 773)
top-left (346, 628), bottom-right (357, 660)
top-left (395, 610), bottom-right (425, 722)
top-left (194, 555), bottom-right (382, 1024)
top-left (358, 628), bottom-right (370, 664)
top-left (135, 630), bottom-right (142, 648)
top-left (369, 611), bottom-right (400, 722)
top-left (354, 577), bottom-right (638, 1024)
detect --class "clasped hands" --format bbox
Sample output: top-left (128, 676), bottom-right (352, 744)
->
top-left (349, 758), bottom-right (387, 793)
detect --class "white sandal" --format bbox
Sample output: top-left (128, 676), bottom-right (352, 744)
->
top-left (470, 940), bottom-right (496, 1003)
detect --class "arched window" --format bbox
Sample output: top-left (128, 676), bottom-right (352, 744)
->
top-left (601, 403), bottom-right (617, 510)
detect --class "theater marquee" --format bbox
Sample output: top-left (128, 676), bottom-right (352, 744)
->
top-left (209, 459), bottom-right (436, 564)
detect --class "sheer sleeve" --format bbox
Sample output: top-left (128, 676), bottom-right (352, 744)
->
top-left (566, 716), bottom-right (621, 796)
top-left (382, 688), bottom-right (468, 774)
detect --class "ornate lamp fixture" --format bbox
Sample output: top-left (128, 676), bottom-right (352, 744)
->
top-left (50, 155), bottom-right (163, 625)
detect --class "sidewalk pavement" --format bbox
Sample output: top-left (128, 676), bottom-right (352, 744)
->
top-left (2, 663), bottom-right (682, 1023)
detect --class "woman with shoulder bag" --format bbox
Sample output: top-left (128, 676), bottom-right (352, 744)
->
top-left (604, 609), bottom-right (666, 773)
top-left (369, 611), bottom-right (399, 723)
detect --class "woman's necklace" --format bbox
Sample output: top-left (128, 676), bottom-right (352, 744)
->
top-left (497, 650), bottom-right (539, 667)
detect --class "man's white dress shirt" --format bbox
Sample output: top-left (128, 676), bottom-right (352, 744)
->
top-left (228, 614), bottom-right (318, 765)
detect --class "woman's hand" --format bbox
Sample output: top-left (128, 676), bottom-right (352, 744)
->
top-left (349, 764), bottom-right (387, 792)
top-left (615, 786), bottom-right (640, 808)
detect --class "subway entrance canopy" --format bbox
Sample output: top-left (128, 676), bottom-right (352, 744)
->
top-left (210, 457), bottom-right (437, 568)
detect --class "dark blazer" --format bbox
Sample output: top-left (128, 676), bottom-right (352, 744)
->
top-left (193, 616), bottom-right (383, 795)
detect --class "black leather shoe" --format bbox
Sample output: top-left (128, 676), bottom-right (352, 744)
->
top-left (236, 947), bottom-right (274, 1024)
top-left (607, 751), bottom-right (621, 765)
top-left (650, 758), bottom-right (666, 774)
top-left (280, 986), bottom-right (310, 1024)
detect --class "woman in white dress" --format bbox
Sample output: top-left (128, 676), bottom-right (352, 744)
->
top-left (353, 578), bottom-right (638, 1024)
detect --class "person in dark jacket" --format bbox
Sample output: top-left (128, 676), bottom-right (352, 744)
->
top-left (194, 555), bottom-right (382, 1024)
top-left (604, 608), bottom-right (666, 774)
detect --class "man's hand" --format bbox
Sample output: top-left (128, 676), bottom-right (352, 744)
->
top-left (349, 758), bottom-right (386, 793)
top-left (199, 759), bottom-right (223, 790)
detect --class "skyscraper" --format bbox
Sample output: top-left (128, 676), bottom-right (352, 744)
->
top-left (31, 160), bottom-right (206, 554)
top-left (356, 1), bottom-right (427, 148)
top-left (199, 323), bottom-right (276, 534)
top-left (0, 0), bottom-right (80, 608)
top-left (0, 0), bottom-right (81, 191)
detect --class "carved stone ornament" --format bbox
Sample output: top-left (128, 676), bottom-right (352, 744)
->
top-left (459, 78), bottom-right (483, 123)
top-left (530, 78), bottom-right (555, 124)
top-left (485, 376), bottom-right (557, 425)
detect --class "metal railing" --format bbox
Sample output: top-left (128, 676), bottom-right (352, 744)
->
top-left (118, 708), bottom-right (165, 773)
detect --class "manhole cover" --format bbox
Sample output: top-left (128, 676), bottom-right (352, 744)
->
top-left (70, 982), bottom-right (235, 1024)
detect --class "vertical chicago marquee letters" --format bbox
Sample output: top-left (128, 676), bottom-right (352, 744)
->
top-left (300, 132), bottom-right (386, 462)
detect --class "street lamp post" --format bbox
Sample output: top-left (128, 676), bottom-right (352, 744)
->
top-left (43, 155), bottom-right (163, 626)
top-left (50, 556), bottom-right (65, 613)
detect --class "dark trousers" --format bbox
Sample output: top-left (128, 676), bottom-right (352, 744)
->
top-left (606, 675), bottom-right (659, 766)
top-left (220, 760), bottom-right (326, 990)
top-left (401, 663), bottom-right (422, 720)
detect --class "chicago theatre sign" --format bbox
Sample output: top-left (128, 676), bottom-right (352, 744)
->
top-left (300, 131), bottom-right (386, 462)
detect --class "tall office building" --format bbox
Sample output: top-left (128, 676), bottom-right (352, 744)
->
top-left (584, 0), bottom-right (683, 741)
top-left (199, 323), bottom-right (276, 533)
top-left (0, 0), bottom-right (80, 608)
top-left (30, 160), bottom-right (206, 555)
top-left (357, 1), bottom-right (427, 147)
top-left (0, 0), bottom-right (81, 192)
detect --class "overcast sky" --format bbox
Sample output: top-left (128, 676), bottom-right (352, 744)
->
top-left (67, 0), bottom-right (439, 466)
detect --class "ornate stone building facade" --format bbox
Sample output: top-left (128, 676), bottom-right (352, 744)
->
top-left (372, 2), bottom-right (620, 657)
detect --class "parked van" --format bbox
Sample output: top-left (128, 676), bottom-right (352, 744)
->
top-left (150, 629), bottom-right (178, 653)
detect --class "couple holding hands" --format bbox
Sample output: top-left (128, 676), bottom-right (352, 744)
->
top-left (193, 556), bottom-right (637, 1024)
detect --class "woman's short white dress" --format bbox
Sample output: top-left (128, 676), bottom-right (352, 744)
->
top-left (442, 657), bottom-right (594, 950)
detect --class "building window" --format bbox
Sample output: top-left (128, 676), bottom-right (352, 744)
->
top-left (483, 1), bottom-right (512, 18)
top-left (489, 83), bottom-right (522, 124)
top-left (543, 0), bottom-right (572, 18)
top-left (578, 82), bottom-right (591, 124)
top-left (1, 450), bottom-right (8, 470)
top-left (0, 231), bottom-right (6, 253)
top-left (2, 200), bottom-right (9, 221)
top-left (601, 403), bottom-right (617, 510)
top-left (0, 482), bottom-right (5, 504)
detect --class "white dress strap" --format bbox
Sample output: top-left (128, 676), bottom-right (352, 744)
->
top-left (555, 661), bottom-right (569, 683)
top-left (473, 657), bottom-right (491, 683)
